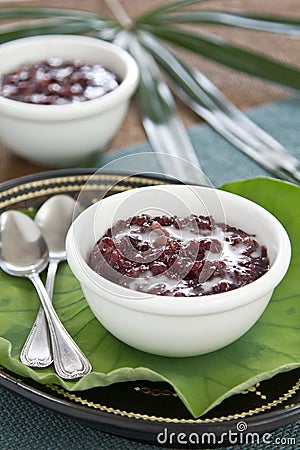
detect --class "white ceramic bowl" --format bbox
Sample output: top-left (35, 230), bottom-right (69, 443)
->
top-left (66, 184), bottom-right (291, 357)
top-left (0, 35), bottom-right (139, 166)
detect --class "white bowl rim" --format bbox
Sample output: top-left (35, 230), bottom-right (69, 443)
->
top-left (66, 184), bottom-right (292, 316)
top-left (0, 34), bottom-right (139, 120)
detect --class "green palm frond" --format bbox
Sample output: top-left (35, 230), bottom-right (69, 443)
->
top-left (0, 7), bottom-right (104, 20)
top-left (0, 19), bottom-right (99, 43)
top-left (139, 25), bottom-right (300, 92)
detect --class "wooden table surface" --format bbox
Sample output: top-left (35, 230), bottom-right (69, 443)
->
top-left (1, 0), bottom-right (299, 183)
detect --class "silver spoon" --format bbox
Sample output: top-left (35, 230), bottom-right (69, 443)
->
top-left (20, 195), bottom-right (81, 368)
top-left (0, 210), bottom-right (92, 379)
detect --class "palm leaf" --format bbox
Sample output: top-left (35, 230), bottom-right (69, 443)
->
top-left (138, 11), bottom-right (300, 35)
top-left (0, 7), bottom-right (108, 21)
top-left (0, 19), bottom-right (103, 43)
top-left (0, 1), bottom-right (299, 183)
top-left (140, 25), bottom-right (300, 92)
top-left (127, 34), bottom-right (208, 185)
top-left (0, 7), bottom-right (119, 43)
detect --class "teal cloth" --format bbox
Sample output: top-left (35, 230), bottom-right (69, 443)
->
top-left (100, 97), bottom-right (300, 186)
top-left (0, 98), bottom-right (299, 450)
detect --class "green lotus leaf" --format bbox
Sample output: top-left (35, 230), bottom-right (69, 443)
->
top-left (0, 177), bottom-right (299, 418)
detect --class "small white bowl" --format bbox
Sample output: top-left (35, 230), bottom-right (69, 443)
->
top-left (0, 35), bottom-right (139, 167)
top-left (66, 184), bottom-right (291, 357)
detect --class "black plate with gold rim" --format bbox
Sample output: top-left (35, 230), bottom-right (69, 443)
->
top-left (0, 169), bottom-right (299, 448)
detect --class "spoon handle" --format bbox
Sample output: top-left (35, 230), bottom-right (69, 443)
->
top-left (20, 306), bottom-right (52, 368)
top-left (20, 260), bottom-right (60, 367)
top-left (29, 272), bottom-right (92, 379)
